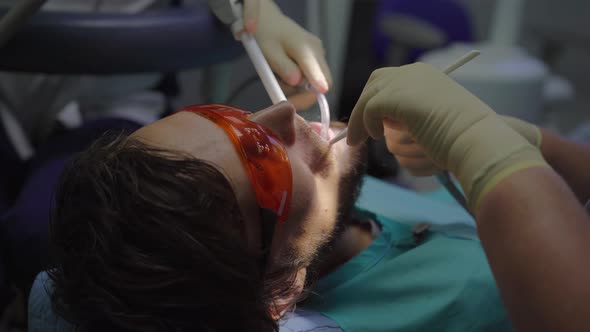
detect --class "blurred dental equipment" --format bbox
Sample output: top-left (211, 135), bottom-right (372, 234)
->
top-left (209, 0), bottom-right (331, 140)
top-left (420, 0), bottom-right (572, 123)
top-left (489, 0), bottom-right (525, 47)
top-left (329, 50), bottom-right (480, 146)
top-left (422, 44), bottom-right (551, 123)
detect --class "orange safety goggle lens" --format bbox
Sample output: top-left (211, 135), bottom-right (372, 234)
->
top-left (176, 104), bottom-right (293, 224)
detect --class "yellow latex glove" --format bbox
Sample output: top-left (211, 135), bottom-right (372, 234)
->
top-left (348, 63), bottom-right (549, 211)
top-left (384, 115), bottom-right (542, 176)
top-left (241, 0), bottom-right (262, 34)
top-left (501, 116), bottom-right (542, 147)
top-left (253, 0), bottom-right (332, 94)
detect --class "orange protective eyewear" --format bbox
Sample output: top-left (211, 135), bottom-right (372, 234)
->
top-left (176, 104), bottom-right (293, 263)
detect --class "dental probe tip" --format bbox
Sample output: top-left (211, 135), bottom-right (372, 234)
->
top-left (442, 50), bottom-right (481, 74)
top-left (329, 128), bottom-right (348, 145)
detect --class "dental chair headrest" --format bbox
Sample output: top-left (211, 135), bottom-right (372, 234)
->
top-left (0, 6), bottom-right (243, 74)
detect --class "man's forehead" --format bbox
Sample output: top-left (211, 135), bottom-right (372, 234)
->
top-left (130, 111), bottom-right (261, 244)
top-left (131, 112), bottom-right (229, 153)
top-left (129, 112), bottom-right (248, 197)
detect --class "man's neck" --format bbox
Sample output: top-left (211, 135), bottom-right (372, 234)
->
top-left (315, 218), bottom-right (376, 278)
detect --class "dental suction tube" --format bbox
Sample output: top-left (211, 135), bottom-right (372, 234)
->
top-left (316, 89), bottom-right (331, 140)
top-left (228, 1), bottom-right (286, 104)
top-left (227, 0), bottom-right (331, 139)
top-left (239, 32), bottom-right (287, 104)
top-left (304, 82), bottom-right (331, 140)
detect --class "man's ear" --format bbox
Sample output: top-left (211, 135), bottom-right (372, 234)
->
top-left (270, 268), bottom-right (307, 320)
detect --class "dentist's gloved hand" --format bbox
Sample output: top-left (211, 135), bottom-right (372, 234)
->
top-left (501, 116), bottom-right (542, 147)
top-left (384, 115), bottom-right (542, 177)
top-left (347, 63), bottom-right (549, 211)
top-left (253, 0), bottom-right (332, 97)
top-left (241, 0), bottom-right (261, 34)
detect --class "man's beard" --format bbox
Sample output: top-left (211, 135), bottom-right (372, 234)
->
top-left (304, 142), bottom-right (369, 287)
top-left (334, 144), bottom-right (369, 239)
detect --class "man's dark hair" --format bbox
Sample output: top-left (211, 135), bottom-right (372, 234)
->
top-left (48, 132), bottom-right (285, 331)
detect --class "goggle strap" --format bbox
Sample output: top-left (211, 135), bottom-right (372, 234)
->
top-left (258, 207), bottom-right (277, 272)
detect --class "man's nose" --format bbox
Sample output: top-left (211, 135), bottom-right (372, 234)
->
top-left (249, 101), bottom-right (297, 145)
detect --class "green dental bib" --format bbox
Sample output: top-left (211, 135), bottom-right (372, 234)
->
top-left (303, 210), bottom-right (512, 332)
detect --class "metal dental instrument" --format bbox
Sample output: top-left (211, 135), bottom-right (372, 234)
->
top-left (209, 0), bottom-right (331, 140)
top-left (329, 126), bottom-right (348, 146)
